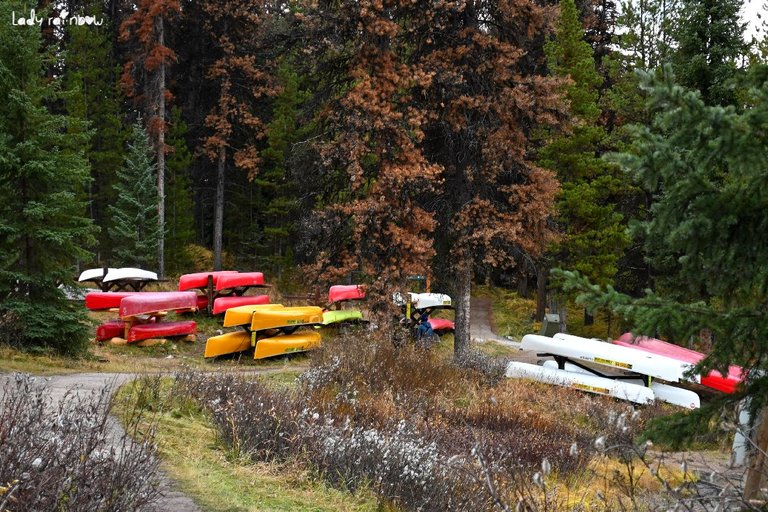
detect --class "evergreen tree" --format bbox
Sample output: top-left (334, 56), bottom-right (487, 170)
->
top-left (108, 120), bottom-right (162, 269)
top-left (558, 67), bottom-right (768, 429)
top-left (539, 0), bottom-right (630, 314)
top-left (0, 0), bottom-right (97, 355)
top-left (65, 0), bottom-right (125, 262)
top-left (165, 106), bottom-right (195, 275)
top-left (670, 0), bottom-right (747, 106)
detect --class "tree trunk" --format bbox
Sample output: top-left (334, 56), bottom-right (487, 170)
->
top-left (535, 265), bottom-right (546, 322)
top-left (744, 407), bottom-right (768, 501)
top-left (156, 15), bottom-right (166, 279)
top-left (213, 145), bottom-right (226, 270)
top-left (453, 259), bottom-right (472, 357)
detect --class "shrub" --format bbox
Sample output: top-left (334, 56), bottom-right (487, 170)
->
top-left (0, 374), bottom-right (160, 510)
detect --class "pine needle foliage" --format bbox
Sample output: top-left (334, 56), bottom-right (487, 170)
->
top-left (108, 120), bottom-right (161, 269)
top-left (557, 67), bottom-right (768, 411)
top-left (0, 1), bottom-right (97, 355)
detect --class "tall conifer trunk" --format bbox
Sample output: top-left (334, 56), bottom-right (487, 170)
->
top-left (453, 259), bottom-right (472, 356)
top-left (156, 15), bottom-right (166, 278)
top-left (213, 145), bottom-right (225, 270)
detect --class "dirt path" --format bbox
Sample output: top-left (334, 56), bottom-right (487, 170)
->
top-left (470, 296), bottom-right (543, 364)
top-left (9, 372), bottom-right (201, 512)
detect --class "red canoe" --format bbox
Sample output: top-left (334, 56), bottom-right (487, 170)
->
top-left (96, 320), bottom-right (126, 341)
top-left (127, 321), bottom-right (197, 342)
top-left (429, 318), bottom-right (455, 333)
top-left (196, 295), bottom-right (209, 311)
top-left (85, 292), bottom-right (138, 311)
top-left (328, 285), bottom-right (365, 304)
top-left (212, 294), bottom-right (270, 315)
top-left (178, 271), bottom-right (239, 291)
top-left (215, 272), bottom-right (267, 291)
top-left (614, 333), bottom-right (745, 394)
top-left (119, 292), bottom-right (198, 319)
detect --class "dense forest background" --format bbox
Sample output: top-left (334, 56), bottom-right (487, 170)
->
top-left (2, 0), bottom-right (768, 360)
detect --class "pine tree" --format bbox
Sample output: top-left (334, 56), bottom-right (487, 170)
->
top-left (0, 0), bottom-right (97, 355)
top-left (557, 68), bottom-right (768, 458)
top-left (65, 0), bottom-right (125, 262)
top-left (108, 120), bottom-right (162, 269)
top-left (165, 106), bottom-right (195, 275)
top-left (119, 0), bottom-right (181, 278)
top-left (539, 0), bottom-right (630, 321)
top-left (670, 0), bottom-right (747, 106)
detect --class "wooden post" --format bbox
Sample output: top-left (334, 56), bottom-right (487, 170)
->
top-left (744, 407), bottom-right (768, 501)
top-left (206, 274), bottom-right (214, 316)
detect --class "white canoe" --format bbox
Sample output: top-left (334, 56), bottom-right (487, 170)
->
top-left (103, 268), bottom-right (158, 283)
top-left (521, 334), bottom-right (697, 383)
top-left (409, 292), bottom-right (452, 310)
top-left (505, 361), bottom-right (655, 405)
top-left (79, 268), bottom-right (113, 282)
top-left (541, 360), bottom-right (700, 409)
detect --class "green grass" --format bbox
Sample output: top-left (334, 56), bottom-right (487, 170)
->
top-left (473, 285), bottom-right (624, 340)
top-left (116, 376), bottom-right (379, 512)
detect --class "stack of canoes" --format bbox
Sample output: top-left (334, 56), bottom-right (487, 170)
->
top-left (205, 304), bottom-right (323, 359)
top-left (505, 332), bottom-right (746, 409)
top-left (322, 284), bottom-right (366, 326)
top-left (178, 271), bottom-right (270, 315)
top-left (86, 291), bottom-right (198, 345)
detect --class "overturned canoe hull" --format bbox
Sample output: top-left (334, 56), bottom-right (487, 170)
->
top-left (215, 272), bottom-right (266, 291)
top-left (328, 285), bottom-right (365, 304)
top-left (523, 333), bottom-right (697, 383)
top-left (506, 361), bottom-right (655, 405)
top-left (222, 304), bottom-right (285, 328)
top-left (541, 360), bottom-right (700, 409)
top-left (614, 333), bottom-right (743, 394)
top-left (254, 331), bottom-right (321, 359)
top-left (178, 271), bottom-right (239, 291)
top-left (204, 330), bottom-right (252, 358)
top-left (96, 320), bottom-right (125, 341)
top-left (322, 309), bottom-right (363, 325)
top-left (127, 320), bottom-right (197, 342)
top-left (119, 292), bottom-right (198, 319)
top-left (212, 295), bottom-right (270, 315)
top-left (85, 292), bottom-right (138, 311)
top-left (428, 318), bottom-right (454, 333)
top-left (250, 306), bottom-right (323, 331)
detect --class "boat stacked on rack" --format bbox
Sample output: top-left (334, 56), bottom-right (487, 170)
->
top-left (205, 304), bottom-right (323, 359)
top-left (86, 291), bottom-right (198, 345)
top-left (508, 333), bottom-right (708, 408)
top-left (78, 267), bottom-right (158, 292)
top-left (394, 291), bottom-right (455, 334)
top-left (178, 271), bottom-right (271, 315)
top-left (323, 284), bottom-right (366, 326)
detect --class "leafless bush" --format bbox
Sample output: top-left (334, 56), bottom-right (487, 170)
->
top-left (0, 374), bottom-right (160, 511)
top-left (455, 349), bottom-right (508, 386)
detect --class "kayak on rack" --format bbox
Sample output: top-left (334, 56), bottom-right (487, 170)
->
top-left (613, 333), bottom-right (744, 394)
top-left (428, 318), bottom-right (455, 333)
top-left (254, 331), bottom-right (321, 359)
top-left (322, 309), bottom-right (364, 325)
top-left (222, 304), bottom-right (285, 328)
top-left (215, 272), bottom-right (267, 291)
top-left (525, 333), bottom-right (698, 383)
top-left (178, 271), bottom-right (239, 291)
top-left (212, 294), bottom-right (270, 315)
top-left (250, 306), bottom-right (324, 332)
top-left (328, 285), bottom-right (365, 304)
top-left (96, 320), bottom-right (126, 341)
top-left (103, 268), bottom-right (158, 283)
top-left (541, 360), bottom-right (700, 409)
top-left (119, 291), bottom-right (198, 319)
top-left (127, 320), bottom-right (197, 342)
top-left (505, 361), bottom-right (655, 405)
top-left (86, 292), bottom-right (138, 311)
top-left (204, 330), bottom-right (252, 358)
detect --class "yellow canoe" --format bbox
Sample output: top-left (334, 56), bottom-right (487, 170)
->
top-left (250, 306), bottom-right (323, 331)
top-left (254, 331), bottom-right (321, 359)
top-left (204, 330), bottom-right (251, 358)
top-left (223, 304), bottom-right (285, 328)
